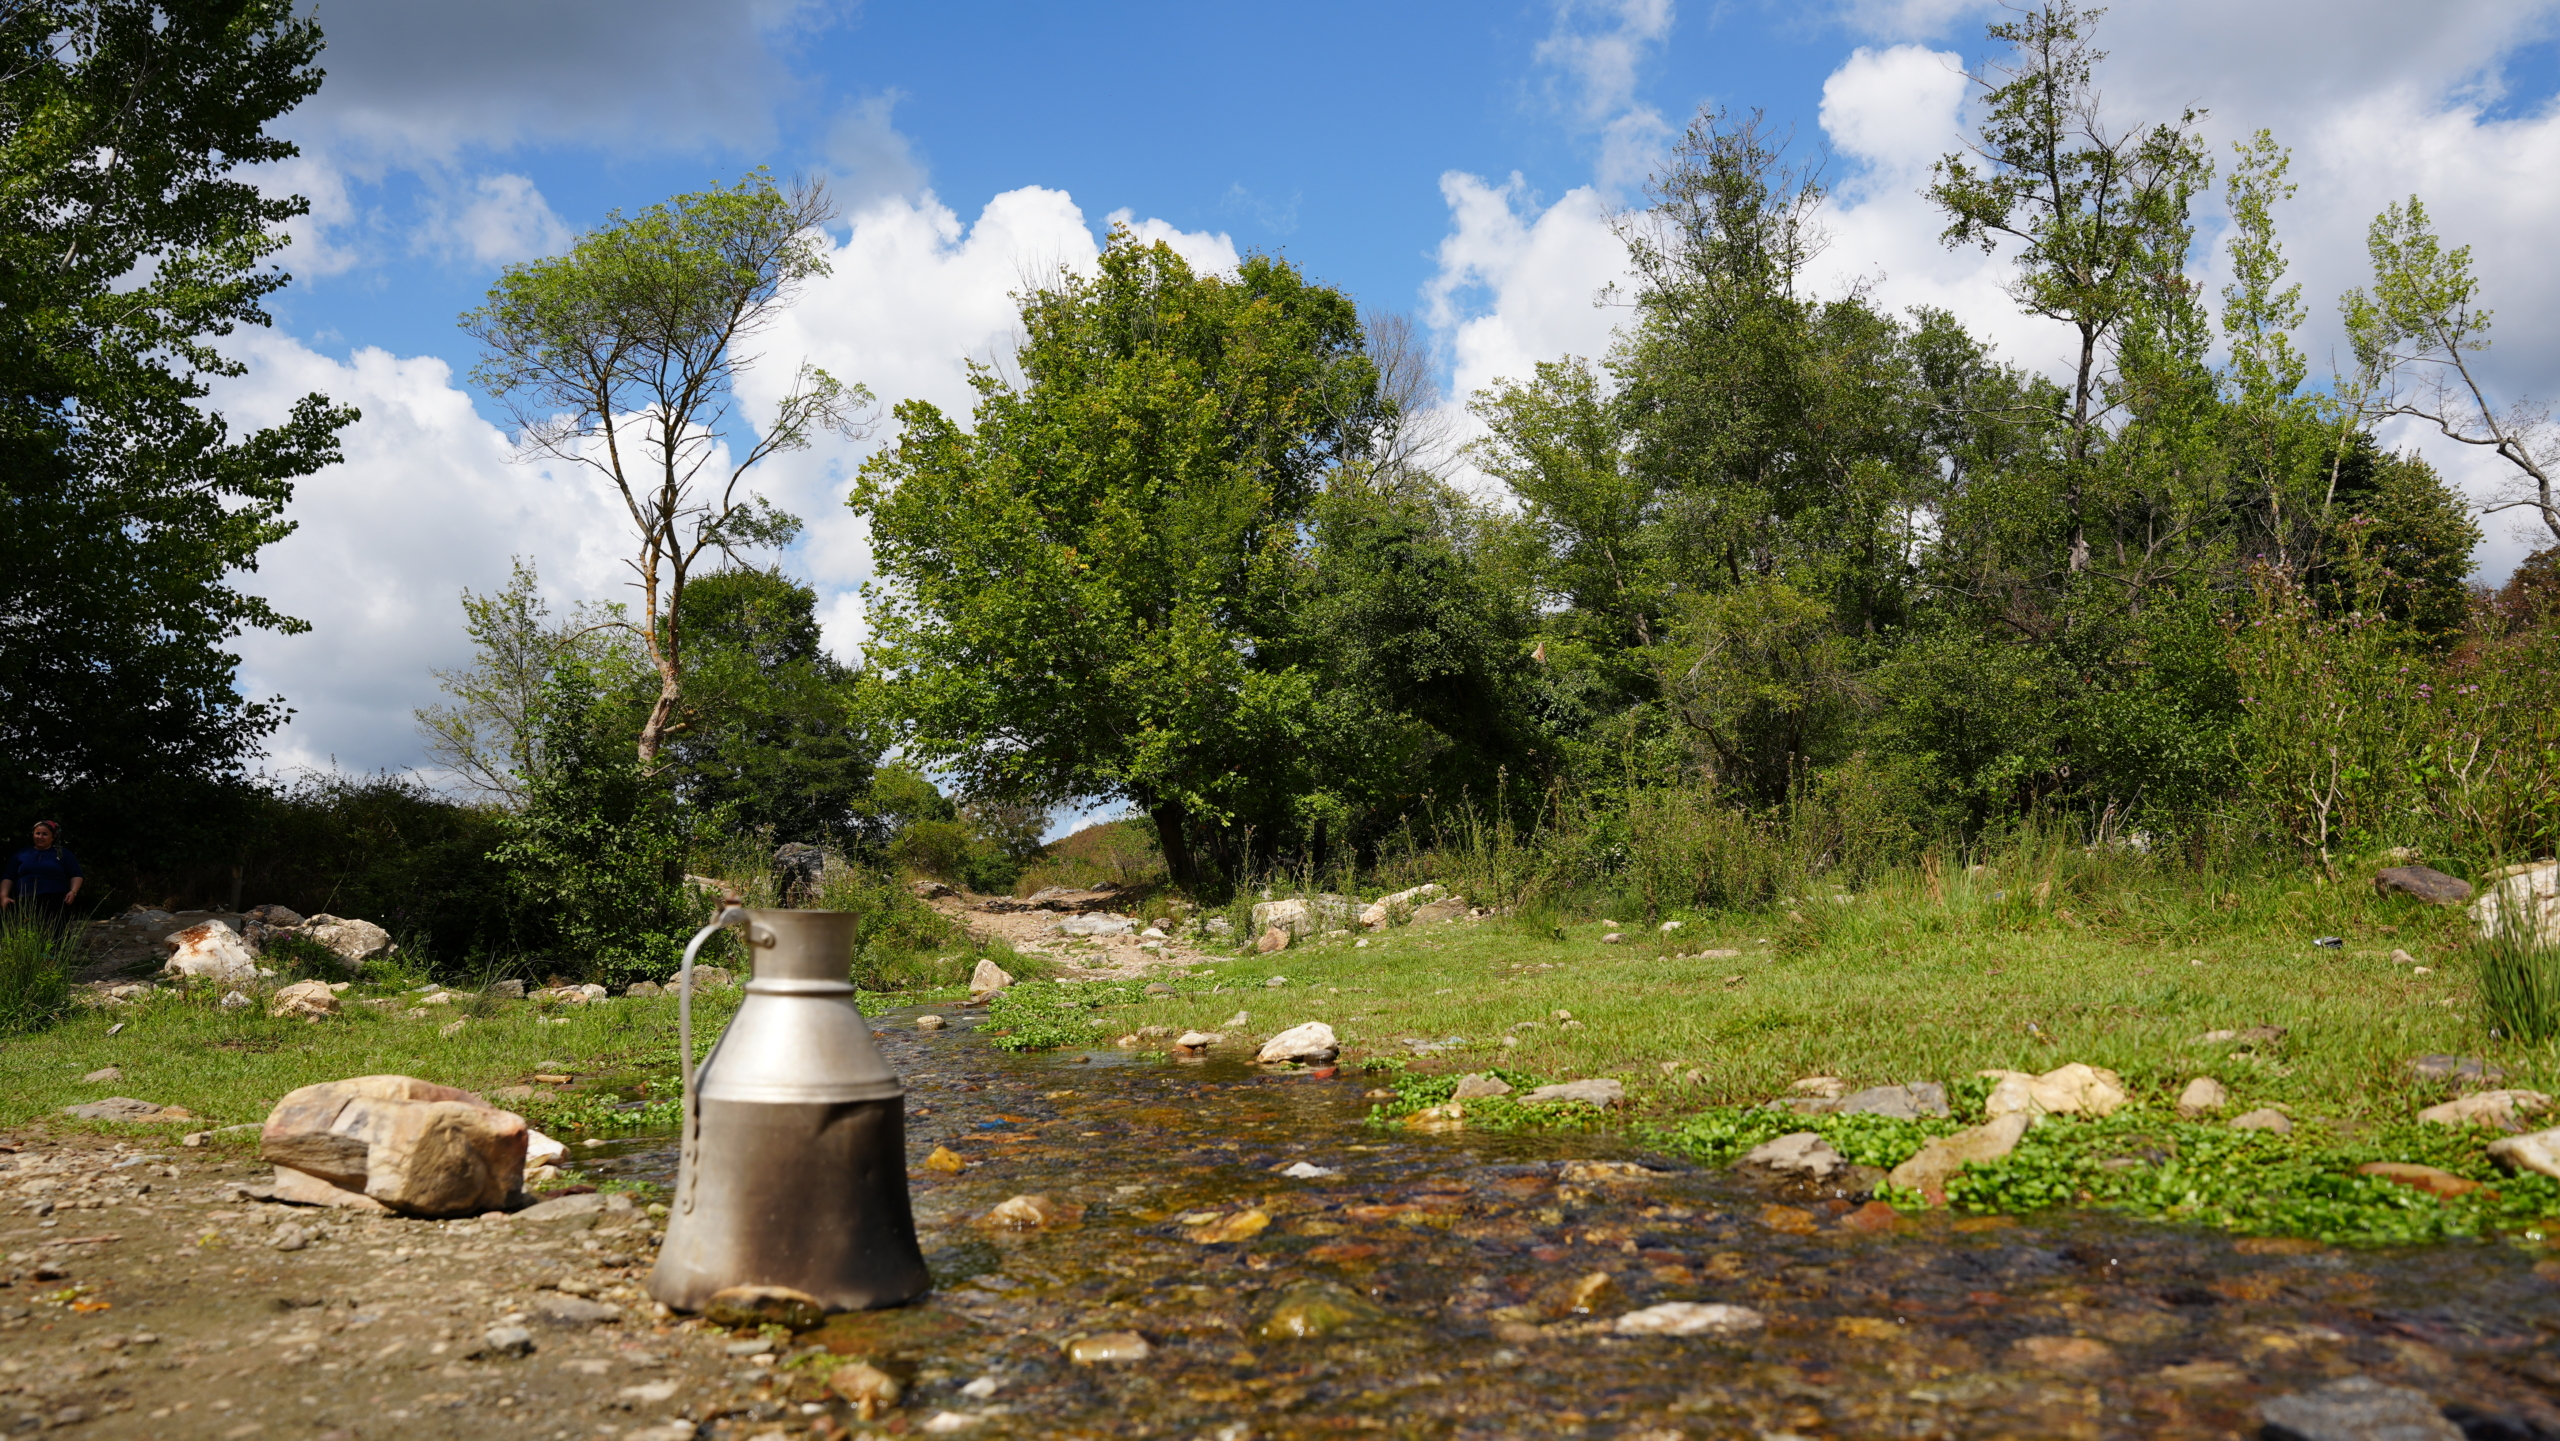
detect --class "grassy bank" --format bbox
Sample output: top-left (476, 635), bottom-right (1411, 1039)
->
top-left (984, 844), bottom-right (2560, 1243)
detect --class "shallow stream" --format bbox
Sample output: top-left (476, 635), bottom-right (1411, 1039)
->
top-left (582, 1007), bottom-right (2560, 1439)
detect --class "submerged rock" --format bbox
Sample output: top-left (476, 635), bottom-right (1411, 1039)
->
top-left (1613, 1302), bottom-right (1764, 1338)
top-left (2258, 1375), bottom-right (2462, 1441)
top-left (1257, 1281), bottom-right (1387, 1339)
top-left (1065, 1331), bottom-right (1150, 1365)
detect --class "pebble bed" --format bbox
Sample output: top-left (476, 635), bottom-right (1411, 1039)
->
top-left (5, 1009), bottom-right (2559, 1438)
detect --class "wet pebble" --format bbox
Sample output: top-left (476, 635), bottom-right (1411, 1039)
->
top-left (1613, 1302), bottom-right (1764, 1338)
top-left (1066, 1331), bottom-right (1151, 1365)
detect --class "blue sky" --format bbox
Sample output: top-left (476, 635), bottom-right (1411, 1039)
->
top-left (226, 0), bottom-right (2560, 792)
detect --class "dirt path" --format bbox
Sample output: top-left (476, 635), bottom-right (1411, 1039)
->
top-left (0, 1133), bottom-right (737, 1439)
top-left (930, 887), bottom-right (1224, 982)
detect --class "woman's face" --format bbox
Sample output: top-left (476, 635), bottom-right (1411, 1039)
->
top-left (31, 824), bottom-right (53, 849)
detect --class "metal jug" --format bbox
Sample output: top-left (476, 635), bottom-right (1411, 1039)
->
top-left (648, 903), bottom-right (931, 1314)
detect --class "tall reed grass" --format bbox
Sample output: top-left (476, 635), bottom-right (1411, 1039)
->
top-left (0, 915), bottom-right (78, 1035)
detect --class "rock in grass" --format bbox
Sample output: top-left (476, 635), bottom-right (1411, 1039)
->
top-left (1518, 1079), bottom-right (1627, 1108)
top-left (2471, 860), bottom-right (2560, 946)
top-left (268, 980), bottom-right (339, 1019)
top-left (1613, 1302), bottom-right (1764, 1337)
top-left (2374, 865), bottom-right (2473, 906)
top-left (2177, 1077), bottom-right (2229, 1118)
top-left (1886, 1113), bottom-right (2031, 1202)
top-left (1257, 1022), bottom-right (1339, 1065)
top-left (1452, 1073), bottom-right (1512, 1100)
top-left (62, 1097), bottom-right (192, 1123)
top-left (2258, 1375), bottom-right (2462, 1441)
top-left (1796, 1082), bottom-right (1949, 1119)
top-left (1740, 1131), bottom-right (1845, 1182)
top-left (2489, 1128), bottom-right (2560, 1180)
top-left (1981, 1063), bottom-right (2127, 1120)
top-left (2230, 1107), bottom-right (2293, 1134)
top-left (2408, 1054), bottom-right (2505, 1088)
top-left (1256, 926), bottom-right (1290, 954)
top-left (1358, 884), bottom-right (1443, 929)
top-left (2355, 1162), bottom-right (2482, 1199)
top-left (2417, 1088), bottom-right (2550, 1131)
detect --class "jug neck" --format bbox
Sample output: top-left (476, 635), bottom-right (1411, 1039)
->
top-left (738, 908), bottom-right (862, 984)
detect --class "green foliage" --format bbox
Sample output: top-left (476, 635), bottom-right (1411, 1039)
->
top-left (236, 771), bottom-right (517, 975)
top-left (663, 567), bottom-right (879, 850)
top-left (260, 932), bottom-right (349, 983)
top-left (2476, 914), bottom-right (2560, 1045)
top-left (493, 665), bottom-right (694, 987)
top-left (853, 229), bottom-right (1384, 891)
top-left (0, 0), bottom-right (357, 871)
top-left (0, 915), bottom-right (77, 1035)
top-left (1359, 1068), bottom-right (1614, 1133)
top-left (980, 977), bottom-right (1210, 1052)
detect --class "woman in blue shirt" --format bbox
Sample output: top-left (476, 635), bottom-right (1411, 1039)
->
top-left (2, 820), bottom-right (83, 923)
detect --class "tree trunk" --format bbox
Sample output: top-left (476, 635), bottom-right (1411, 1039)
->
top-left (1149, 798), bottom-right (1200, 895)
top-left (637, 669), bottom-right (681, 764)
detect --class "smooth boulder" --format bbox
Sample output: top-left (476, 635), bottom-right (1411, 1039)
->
top-left (968, 959), bottom-right (1014, 1002)
top-left (1358, 884), bottom-right (1444, 929)
top-left (1981, 1063), bottom-right (2127, 1120)
top-left (1249, 894), bottom-right (1355, 940)
top-left (260, 1075), bottom-right (529, 1217)
top-left (1518, 1078), bottom-right (1627, 1108)
top-left (303, 914), bottom-right (393, 967)
top-left (2471, 861), bottom-right (2560, 946)
top-left (163, 921), bottom-right (258, 981)
top-left (269, 980), bottom-right (340, 1020)
top-left (2489, 1126), bottom-right (2560, 1180)
top-left (1886, 1112), bottom-right (2031, 1202)
top-left (2417, 1088), bottom-right (2550, 1131)
top-left (2373, 865), bottom-right (2473, 906)
top-left (1256, 1022), bottom-right (1339, 1065)
top-left (1739, 1131), bottom-right (1845, 1182)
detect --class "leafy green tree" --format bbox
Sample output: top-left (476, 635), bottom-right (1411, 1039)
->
top-left (0, 0), bottom-right (357, 857)
top-left (1930, 0), bottom-right (2208, 577)
top-left (852, 232), bottom-right (1382, 890)
top-left (659, 567), bottom-right (879, 849)
top-left (461, 174), bottom-right (868, 763)
top-left (491, 661), bottom-right (691, 985)
top-left (2316, 438), bottom-right (2479, 640)
top-left (2342, 196), bottom-right (2557, 546)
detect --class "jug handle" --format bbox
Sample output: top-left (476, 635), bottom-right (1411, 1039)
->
top-left (679, 896), bottom-right (748, 1107)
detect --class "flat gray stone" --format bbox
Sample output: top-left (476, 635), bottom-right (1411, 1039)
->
top-left (1739, 1131), bottom-right (1845, 1180)
top-left (61, 1097), bottom-right (181, 1122)
top-left (531, 1293), bottom-right (621, 1326)
top-left (512, 1191), bottom-right (634, 1222)
top-left (1794, 1082), bottom-right (1948, 1118)
top-left (2408, 1054), bottom-right (2504, 1088)
top-left (1518, 1079), bottom-right (1627, 1108)
top-left (2258, 1375), bottom-right (2460, 1441)
top-left (2373, 866), bottom-right (2472, 907)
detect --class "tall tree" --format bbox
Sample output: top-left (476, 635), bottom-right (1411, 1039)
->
top-left (2342, 196), bottom-right (2558, 546)
top-left (1929, 0), bottom-right (2208, 576)
top-left (853, 232), bottom-right (1381, 890)
top-left (461, 173), bottom-right (868, 763)
top-left (0, 0), bottom-right (357, 849)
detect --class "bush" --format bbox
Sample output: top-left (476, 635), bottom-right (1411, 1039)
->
top-left (262, 932), bottom-right (353, 983)
top-left (0, 916), bottom-right (77, 1035)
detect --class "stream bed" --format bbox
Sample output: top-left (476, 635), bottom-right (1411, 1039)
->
top-left (584, 1008), bottom-right (2560, 1439)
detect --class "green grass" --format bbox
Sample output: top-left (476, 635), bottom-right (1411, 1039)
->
top-left (0, 915), bottom-right (77, 1035)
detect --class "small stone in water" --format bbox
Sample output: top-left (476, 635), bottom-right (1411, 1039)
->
top-left (2012, 1335), bottom-right (2116, 1374)
top-left (983, 1194), bottom-right (1075, 1229)
top-left (1257, 1281), bottom-right (1386, 1339)
top-left (924, 1146), bottom-right (967, 1174)
top-left (828, 1360), bottom-right (902, 1419)
top-left (1613, 1302), bottom-right (1763, 1337)
top-left (1279, 1161), bottom-right (1336, 1178)
top-left (915, 1015), bottom-right (947, 1031)
top-left (1185, 1209), bottom-right (1270, 1243)
top-left (2258, 1376), bottom-right (2462, 1441)
top-left (1066, 1331), bottom-right (1151, 1365)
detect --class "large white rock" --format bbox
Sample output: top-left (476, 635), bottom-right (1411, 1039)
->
top-left (2418, 1089), bottom-right (2551, 1131)
top-left (1740, 1131), bottom-right (1846, 1181)
top-left (1250, 894), bottom-right (1356, 940)
top-left (302, 915), bottom-right (393, 968)
top-left (1256, 1022), bottom-right (1340, 1064)
top-left (268, 980), bottom-right (340, 1019)
top-left (1050, 913), bottom-right (1138, 937)
top-left (2472, 861), bottom-right (2560, 945)
top-left (969, 959), bottom-right (1014, 1001)
top-left (2489, 1126), bottom-right (2560, 1180)
top-left (260, 1075), bottom-right (529, 1217)
top-left (163, 921), bottom-right (258, 981)
top-left (1358, 884), bottom-right (1444, 929)
top-left (1982, 1063), bottom-right (2128, 1120)
top-left (1614, 1302), bottom-right (1766, 1337)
